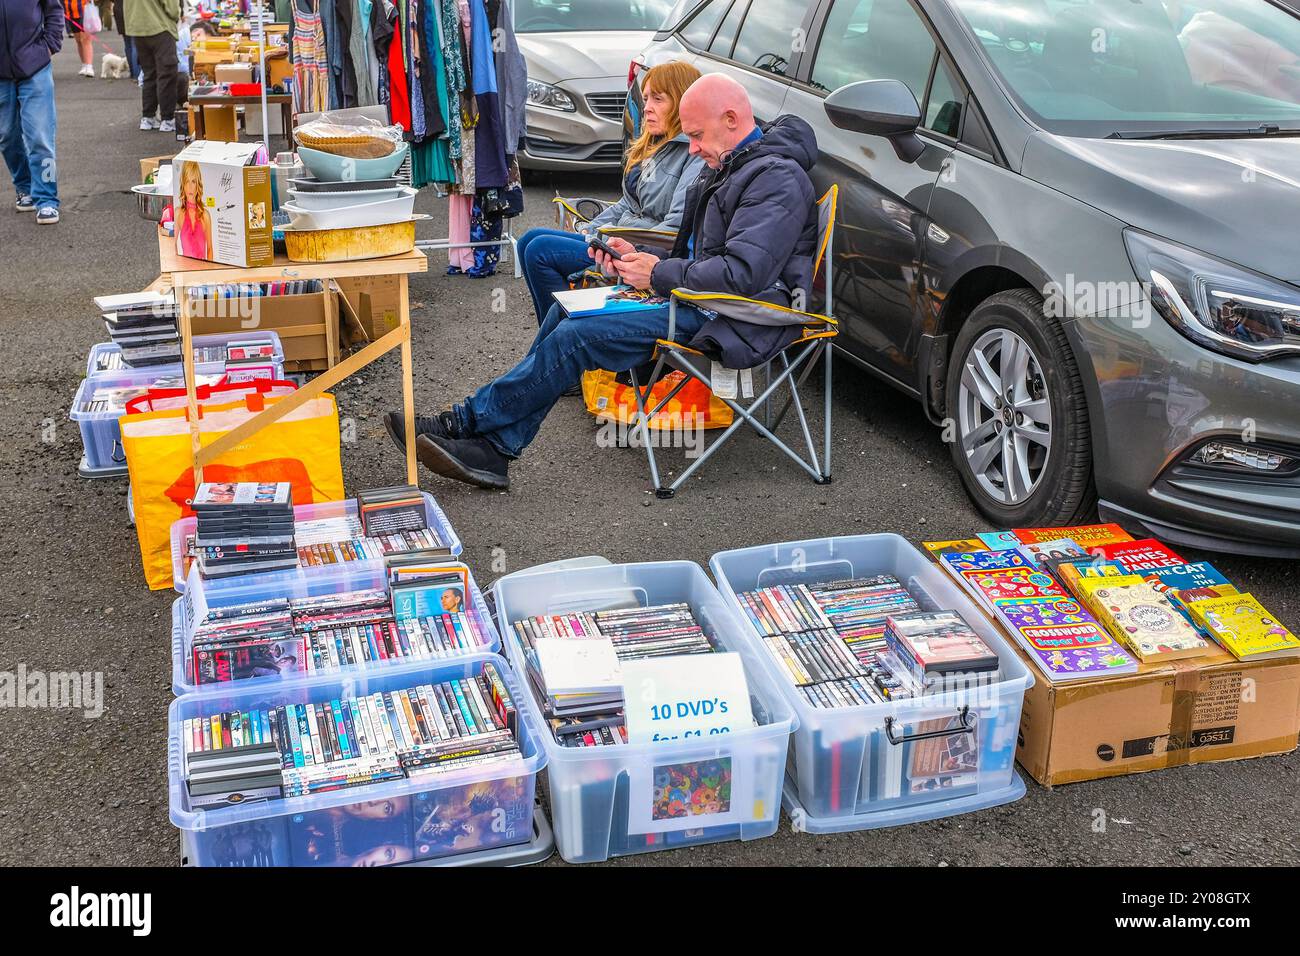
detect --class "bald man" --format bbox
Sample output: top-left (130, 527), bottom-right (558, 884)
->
top-left (387, 73), bottom-right (819, 490)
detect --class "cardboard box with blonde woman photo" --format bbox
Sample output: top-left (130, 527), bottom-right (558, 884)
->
top-left (172, 140), bottom-right (273, 268)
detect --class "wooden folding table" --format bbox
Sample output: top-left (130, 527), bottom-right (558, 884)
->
top-left (155, 231), bottom-right (428, 485)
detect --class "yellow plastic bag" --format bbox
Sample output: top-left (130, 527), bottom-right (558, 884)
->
top-left (121, 394), bottom-right (346, 590)
top-left (581, 368), bottom-right (733, 430)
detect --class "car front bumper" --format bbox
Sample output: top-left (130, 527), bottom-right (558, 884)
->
top-left (1075, 303), bottom-right (1300, 556)
top-left (518, 79), bottom-right (627, 172)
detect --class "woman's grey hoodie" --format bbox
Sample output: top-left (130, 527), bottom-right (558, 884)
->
top-left (582, 134), bottom-right (705, 235)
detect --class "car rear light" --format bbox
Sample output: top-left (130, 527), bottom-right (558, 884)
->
top-left (1188, 441), bottom-right (1295, 473)
top-left (628, 58), bottom-right (645, 88)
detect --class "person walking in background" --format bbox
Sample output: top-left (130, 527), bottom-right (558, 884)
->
top-left (111, 0), bottom-right (141, 84)
top-left (62, 0), bottom-right (94, 77)
top-left (125, 0), bottom-right (179, 132)
top-left (0, 0), bottom-right (63, 223)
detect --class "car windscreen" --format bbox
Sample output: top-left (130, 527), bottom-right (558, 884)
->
top-left (515, 0), bottom-right (677, 33)
top-left (952, 0), bottom-right (1300, 137)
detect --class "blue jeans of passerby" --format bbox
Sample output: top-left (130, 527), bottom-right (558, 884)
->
top-left (517, 227), bottom-right (597, 325)
top-left (455, 300), bottom-right (704, 458)
top-left (0, 63), bottom-right (58, 209)
top-left (123, 36), bottom-right (141, 80)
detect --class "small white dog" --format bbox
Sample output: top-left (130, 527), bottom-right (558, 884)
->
top-left (101, 53), bottom-right (131, 79)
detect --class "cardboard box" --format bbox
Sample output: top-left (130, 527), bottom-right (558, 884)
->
top-left (189, 290), bottom-right (339, 372)
top-left (337, 275), bottom-right (401, 343)
top-left (172, 140), bottom-right (273, 268)
top-left (214, 63), bottom-right (254, 84)
top-left (202, 104), bottom-right (239, 142)
top-left (139, 154), bottom-right (176, 184)
top-left (1014, 640), bottom-right (1300, 786)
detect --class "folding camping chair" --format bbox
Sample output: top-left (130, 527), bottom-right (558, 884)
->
top-left (629, 185), bottom-right (839, 498)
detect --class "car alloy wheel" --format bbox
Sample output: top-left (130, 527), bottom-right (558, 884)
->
top-left (957, 328), bottom-right (1052, 506)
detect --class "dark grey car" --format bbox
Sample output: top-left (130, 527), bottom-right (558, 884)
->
top-left (629, 0), bottom-right (1300, 557)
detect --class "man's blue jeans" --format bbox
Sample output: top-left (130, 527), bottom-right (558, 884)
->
top-left (456, 300), bottom-right (705, 458)
top-left (517, 227), bottom-right (595, 325)
top-left (0, 63), bottom-right (58, 209)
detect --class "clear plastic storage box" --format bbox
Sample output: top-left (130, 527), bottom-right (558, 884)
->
top-left (172, 552), bottom-right (497, 696)
top-left (73, 333), bottom-right (286, 474)
top-left (170, 491), bottom-right (463, 592)
top-left (709, 535), bottom-right (1033, 833)
top-left (168, 653), bottom-right (545, 867)
top-left (493, 560), bottom-right (797, 864)
top-left (70, 366), bottom-right (177, 473)
top-left (86, 331), bottom-right (285, 379)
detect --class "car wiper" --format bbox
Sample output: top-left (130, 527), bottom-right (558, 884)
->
top-left (1107, 124), bottom-right (1300, 140)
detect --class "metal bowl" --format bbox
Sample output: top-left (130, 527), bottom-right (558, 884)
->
top-left (131, 184), bottom-right (171, 222)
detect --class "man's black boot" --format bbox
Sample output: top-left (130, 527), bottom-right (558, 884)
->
top-left (384, 410), bottom-right (459, 454)
top-left (415, 433), bottom-right (511, 490)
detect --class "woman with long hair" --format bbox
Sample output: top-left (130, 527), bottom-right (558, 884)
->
top-left (177, 161), bottom-right (212, 260)
top-left (515, 60), bottom-right (705, 325)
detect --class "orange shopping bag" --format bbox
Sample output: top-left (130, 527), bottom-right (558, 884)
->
top-left (581, 368), bottom-right (733, 431)
top-left (120, 393), bottom-right (345, 589)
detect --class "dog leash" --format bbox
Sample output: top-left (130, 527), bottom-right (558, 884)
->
top-left (65, 14), bottom-right (137, 59)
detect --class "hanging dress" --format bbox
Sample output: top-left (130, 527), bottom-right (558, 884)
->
top-left (292, 2), bottom-right (331, 115)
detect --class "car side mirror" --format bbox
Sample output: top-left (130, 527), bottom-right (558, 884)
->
top-left (824, 79), bottom-right (926, 163)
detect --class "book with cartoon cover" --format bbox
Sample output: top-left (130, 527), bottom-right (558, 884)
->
top-left (994, 595), bottom-right (1138, 680)
top-left (1011, 523), bottom-right (1134, 548)
top-left (1188, 593), bottom-right (1300, 662)
top-left (1088, 581), bottom-right (1212, 662)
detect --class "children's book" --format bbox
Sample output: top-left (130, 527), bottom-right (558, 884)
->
top-left (1188, 593), bottom-right (1300, 662)
top-left (1011, 523), bottom-right (1134, 548)
top-left (993, 595), bottom-right (1138, 680)
top-left (1094, 538), bottom-right (1186, 572)
top-left (1086, 581), bottom-right (1213, 662)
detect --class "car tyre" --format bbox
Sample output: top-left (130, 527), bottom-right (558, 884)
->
top-left (945, 288), bottom-right (1097, 528)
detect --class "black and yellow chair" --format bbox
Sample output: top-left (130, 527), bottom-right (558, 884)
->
top-left (630, 185), bottom-right (839, 498)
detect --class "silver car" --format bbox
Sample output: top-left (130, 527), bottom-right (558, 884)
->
top-left (631, 0), bottom-right (1300, 557)
top-left (515, 0), bottom-right (676, 171)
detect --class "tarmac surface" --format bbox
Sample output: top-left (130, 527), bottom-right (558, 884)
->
top-left (0, 47), bottom-right (1296, 867)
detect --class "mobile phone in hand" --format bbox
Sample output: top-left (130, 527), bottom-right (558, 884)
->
top-left (587, 237), bottom-right (626, 262)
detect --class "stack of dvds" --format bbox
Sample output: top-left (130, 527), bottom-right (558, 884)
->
top-left (358, 485), bottom-right (427, 537)
top-left (388, 562), bottom-right (472, 620)
top-left (191, 597), bottom-right (303, 685)
top-left (79, 372), bottom-right (221, 414)
top-left (293, 514), bottom-right (450, 567)
top-left (511, 603), bottom-right (716, 747)
top-left (287, 586), bottom-right (492, 674)
top-left (186, 740), bottom-right (284, 809)
top-left (94, 290), bottom-right (181, 367)
top-left (882, 610), bottom-right (1000, 691)
top-left (181, 662), bottom-right (522, 806)
top-left (191, 482), bottom-right (298, 579)
top-left (736, 578), bottom-right (922, 708)
top-left (222, 337), bottom-right (279, 382)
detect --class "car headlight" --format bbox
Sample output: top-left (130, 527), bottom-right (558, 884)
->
top-left (527, 80), bottom-right (575, 112)
top-left (1125, 230), bottom-right (1300, 363)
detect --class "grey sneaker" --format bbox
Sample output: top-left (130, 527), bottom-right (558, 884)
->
top-left (36, 206), bottom-right (59, 224)
top-left (160, 119), bottom-right (176, 133)
top-left (140, 116), bottom-right (159, 131)
top-left (14, 195), bottom-right (34, 212)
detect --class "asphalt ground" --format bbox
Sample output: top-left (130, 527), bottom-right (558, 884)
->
top-left (0, 46), bottom-right (1296, 867)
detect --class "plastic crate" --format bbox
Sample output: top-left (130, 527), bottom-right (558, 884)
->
top-left (170, 491), bottom-right (463, 592)
top-left (709, 534), bottom-right (1033, 833)
top-left (87, 331), bottom-right (285, 378)
top-left (71, 331), bottom-right (285, 474)
top-left (493, 559), bottom-right (797, 864)
top-left (168, 653), bottom-right (546, 867)
top-left (69, 367), bottom-right (187, 472)
top-left (172, 554), bottom-right (498, 696)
